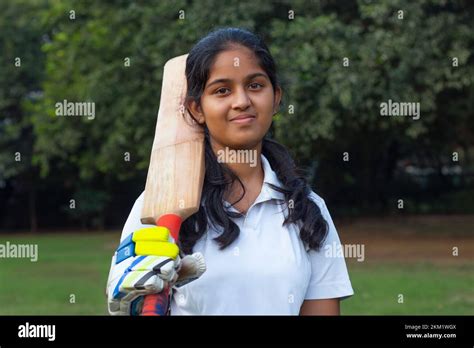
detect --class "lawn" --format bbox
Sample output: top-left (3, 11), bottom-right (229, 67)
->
top-left (0, 230), bottom-right (473, 315)
top-left (0, 232), bottom-right (117, 315)
top-left (343, 261), bottom-right (474, 315)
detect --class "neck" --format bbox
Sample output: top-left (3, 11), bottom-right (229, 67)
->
top-left (210, 139), bottom-right (264, 198)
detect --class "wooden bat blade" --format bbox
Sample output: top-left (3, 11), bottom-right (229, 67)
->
top-left (141, 54), bottom-right (205, 226)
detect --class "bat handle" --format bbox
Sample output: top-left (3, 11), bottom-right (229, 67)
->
top-left (141, 287), bottom-right (171, 316)
top-left (141, 214), bottom-right (182, 316)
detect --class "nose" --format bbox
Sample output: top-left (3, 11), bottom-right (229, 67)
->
top-left (231, 86), bottom-right (251, 110)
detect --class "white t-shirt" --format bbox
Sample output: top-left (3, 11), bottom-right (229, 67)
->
top-left (119, 154), bottom-right (354, 315)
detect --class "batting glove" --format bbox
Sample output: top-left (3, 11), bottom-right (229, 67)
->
top-left (106, 226), bottom-right (205, 315)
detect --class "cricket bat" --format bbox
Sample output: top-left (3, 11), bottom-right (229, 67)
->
top-left (140, 54), bottom-right (206, 316)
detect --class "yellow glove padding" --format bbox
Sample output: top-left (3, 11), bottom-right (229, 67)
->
top-left (132, 226), bottom-right (179, 260)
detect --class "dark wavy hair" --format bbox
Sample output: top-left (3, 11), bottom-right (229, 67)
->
top-left (179, 27), bottom-right (328, 255)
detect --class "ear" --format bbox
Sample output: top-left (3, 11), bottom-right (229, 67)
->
top-left (273, 86), bottom-right (282, 115)
top-left (187, 99), bottom-right (206, 125)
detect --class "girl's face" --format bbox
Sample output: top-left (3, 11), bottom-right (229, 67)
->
top-left (189, 45), bottom-right (281, 151)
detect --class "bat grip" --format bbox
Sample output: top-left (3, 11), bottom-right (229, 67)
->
top-left (141, 214), bottom-right (182, 316)
top-left (156, 214), bottom-right (182, 242)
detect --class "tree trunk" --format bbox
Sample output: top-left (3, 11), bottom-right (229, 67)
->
top-left (29, 181), bottom-right (37, 233)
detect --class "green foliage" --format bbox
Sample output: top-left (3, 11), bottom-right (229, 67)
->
top-left (270, 0), bottom-right (473, 209)
top-left (0, 0), bottom-right (48, 181)
top-left (62, 188), bottom-right (110, 229)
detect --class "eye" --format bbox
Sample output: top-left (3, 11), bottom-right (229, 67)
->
top-left (249, 82), bottom-right (263, 89)
top-left (214, 87), bottom-right (230, 95)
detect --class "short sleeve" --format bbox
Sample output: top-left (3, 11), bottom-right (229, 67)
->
top-left (304, 192), bottom-right (355, 300)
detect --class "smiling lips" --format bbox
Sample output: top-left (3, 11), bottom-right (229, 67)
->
top-left (230, 114), bottom-right (256, 124)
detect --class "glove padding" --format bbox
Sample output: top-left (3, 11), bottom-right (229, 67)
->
top-left (107, 226), bottom-right (206, 315)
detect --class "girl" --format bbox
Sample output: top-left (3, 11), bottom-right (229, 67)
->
top-left (107, 27), bottom-right (354, 315)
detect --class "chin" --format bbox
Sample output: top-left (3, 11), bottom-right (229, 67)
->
top-left (227, 137), bottom-right (262, 150)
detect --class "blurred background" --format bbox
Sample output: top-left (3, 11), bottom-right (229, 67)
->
top-left (0, 0), bottom-right (473, 314)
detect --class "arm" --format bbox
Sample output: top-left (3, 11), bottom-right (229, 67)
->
top-left (299, 298), bottom-right (340, 315)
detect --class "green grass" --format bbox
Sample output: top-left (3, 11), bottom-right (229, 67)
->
top-left (342, 261), bottom-right (474, 315)
top-left (0, 232), bottom-right (473, 315)
top-left (0, 232), bottom-right (119, 315)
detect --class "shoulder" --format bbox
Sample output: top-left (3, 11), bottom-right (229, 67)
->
top-left (120, 191), bottom-right (146, 242)
top-left (129, 191), bottom-right (145, 218)
top-left (136, 191), bottom-right (145, 202)
top-left (307, 190), bottom-right (326, 208)
top-left (307, 190), bottom-right (331, 220)
top-left (305, 190), bottom-right (339, 249)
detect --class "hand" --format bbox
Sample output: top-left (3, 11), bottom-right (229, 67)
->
top-left (107, 226), bottom-right (206, 315)
top-left (107, 226), bottom-right (181, 315)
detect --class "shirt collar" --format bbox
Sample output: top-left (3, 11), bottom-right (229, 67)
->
top-left (260, 154), bottom-right (286, 201)
top-left (222, 154), bottom-right (286, 212)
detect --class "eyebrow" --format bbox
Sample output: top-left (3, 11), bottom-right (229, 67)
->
top-left (206, 72), bottom-right (268, 89)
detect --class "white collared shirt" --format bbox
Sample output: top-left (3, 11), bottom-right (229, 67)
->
top-left (117, 154), bottom-right (354, 315)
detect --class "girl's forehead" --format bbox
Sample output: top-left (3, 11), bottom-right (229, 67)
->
top-left (209, 47), bottom-right (261, 75)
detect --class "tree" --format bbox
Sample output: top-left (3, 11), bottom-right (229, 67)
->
top-left (0, 0), bottom-right (50, 231)
top-left (270, 0), bottom-right (474, 213)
